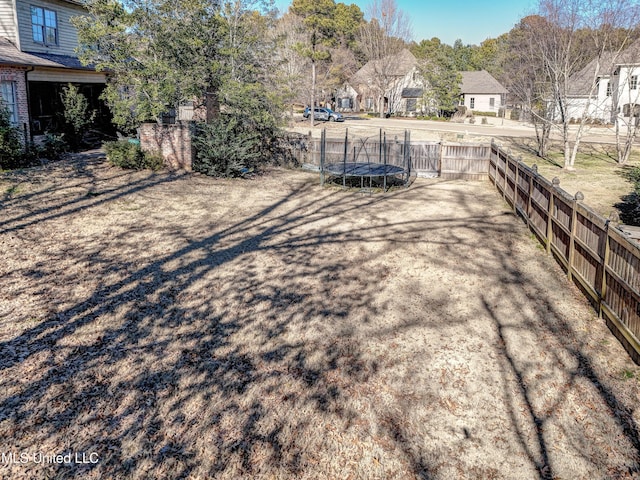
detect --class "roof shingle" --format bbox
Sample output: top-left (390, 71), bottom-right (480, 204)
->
top-left (460, 70), bottom-right (508, 94)
top-left (0, 38), bottom-right (93, 70)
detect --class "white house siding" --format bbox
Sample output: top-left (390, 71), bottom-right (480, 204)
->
top-left (613, 66), bottom-right (640, 125)
top-left (565, 97), bottom-right (592, 122)
top-left (592, 77), bottom-right (613, 121)
top-left (16, 0), bottom-right (84, 56)
top-left (463, 93), bottom-right (502, 113)
top-left (566, 97), bottom-right (612, 123)
top-left (564, 75), bottom-right (613, 123)
top-left (0, 0), bottom-right (18, 46)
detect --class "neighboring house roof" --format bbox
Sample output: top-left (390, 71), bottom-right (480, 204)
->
top-left (401, 88), bottom-right (423, 98)
top-left (24, 51), bottom-right (93, 70)
top-left (460, 70), bottom-right (508, 95)
top-left (0, 37), bottom-right (93, 70)
top-left (568, 39), bottom-right (640, 96)
top-left (0, 38), bottom-right (63, 68)
top-left (350, 49), bottom-right (417, 86)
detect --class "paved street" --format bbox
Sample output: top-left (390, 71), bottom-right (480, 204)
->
top-left (289, 114), bottom-right (622, 144)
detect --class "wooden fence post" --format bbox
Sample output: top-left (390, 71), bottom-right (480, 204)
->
top-left (527, 164), bottom-right (537, 231)
top-left (320, 128), bottom-right (326, 186)
top-left (490, 140), bottom-right (496, 186)
top-left (567, 191), bottom-right (584, 282)
top-left (513, 155), bottom-right (521, 213)
top-left (600, 213), bottom-right (618, 318)
top-left (342, 128), bottom-right (348, 188)
top-left (547, 177), bottom-right (560, 253)
top-left (503, 153), bottom-right (509, 202)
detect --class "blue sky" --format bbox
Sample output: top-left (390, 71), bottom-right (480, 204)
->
top-left (273, 0), bottom-right (536, 46)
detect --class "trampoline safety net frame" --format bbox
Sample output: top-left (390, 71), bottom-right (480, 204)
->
top-left (319, 128), bottom-right (413, 191)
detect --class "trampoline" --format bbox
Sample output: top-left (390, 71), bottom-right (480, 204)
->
top-left (324, 162), bottom-right (406, 177)
top-left (319, 129), bottom-right (413, 191)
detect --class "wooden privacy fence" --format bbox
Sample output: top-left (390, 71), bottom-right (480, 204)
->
top-left (489, 141), bottom-right (640, 363)
top-left (291, 129), bottom-right (491, 180)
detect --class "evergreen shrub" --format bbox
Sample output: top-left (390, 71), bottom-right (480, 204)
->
top-left (104, 140), bottom-right (163, 171)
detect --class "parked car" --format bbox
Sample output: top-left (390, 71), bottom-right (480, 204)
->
top-left (303, 107), bottom-right (344, 122)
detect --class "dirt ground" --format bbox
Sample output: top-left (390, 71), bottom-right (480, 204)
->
top-left (1, 152), bottom-right (640, 479)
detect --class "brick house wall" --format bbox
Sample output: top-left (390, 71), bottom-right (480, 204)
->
top-left (0, 66), bottom-right (30, 140)
top-left (139, 122), bottom-right (195, 171)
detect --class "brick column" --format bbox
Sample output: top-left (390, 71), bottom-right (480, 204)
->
top-left (139, 122), bottom-right (195, 171)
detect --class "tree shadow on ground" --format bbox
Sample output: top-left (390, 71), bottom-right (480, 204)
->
top-left (0, 158), bottom-right (444, 478)
top-left (1, 154), bottom-right (639, 479)
top-left (481, 253), bottom-right (640, 480)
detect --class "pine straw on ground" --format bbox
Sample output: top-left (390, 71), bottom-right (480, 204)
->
top-left (1, 151), bottom-right (640, 480)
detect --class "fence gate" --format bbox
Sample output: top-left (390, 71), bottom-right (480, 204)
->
top-left (410, 142), bottom-right (440, 177)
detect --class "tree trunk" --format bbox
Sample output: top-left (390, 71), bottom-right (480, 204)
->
top-left (310, 60), bottom-right (316, 128)
top-left (562, 122), bottom-right (575, 170)
top-left (616, 119), bottom-right (637, 164)
top-left (533, 120), bottom-right (551, 157)
top-left (205, 86), bottom-right (220, 123)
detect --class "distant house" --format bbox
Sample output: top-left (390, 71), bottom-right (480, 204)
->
top-left (339, 60), bottom-right (507, 117)
top-left (565, 40), bottom-right (640, 126)
top-left (337, 49), bottom-right (425, 115)
top-left (0, 0), bottom-right (109, 139)
top-left (459, 70), bottom-right (508, 114)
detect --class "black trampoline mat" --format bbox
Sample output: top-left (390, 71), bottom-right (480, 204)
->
top-left (324, 162), bottom-right (406, 177)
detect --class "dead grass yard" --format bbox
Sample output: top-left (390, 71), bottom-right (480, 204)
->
top-left (1, 151), bottom-right (640, 479)
top-left (499, 138), bottom-right (640, 221)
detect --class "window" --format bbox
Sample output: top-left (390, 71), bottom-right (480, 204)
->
top-left (0, 81), bottom-right (18, 124)
top-left (406, 98), bottom-right (417, 112)
top-left (623, 103), bottom-right (640, 117)
top-left (489, 97), bottom-right (495, 108)
top-left (470, 97), bottom-right (475, 109)
top-left (606, 81), bottom-right (612, 97)
top-left (631, 75), bottom-right (638, 90)
top-left (366, 97), bottom-right (374, 109)
top-left (31, 6), bottom-right (57, 45)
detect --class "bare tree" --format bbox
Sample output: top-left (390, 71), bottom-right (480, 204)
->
top-left (270, 13), bottom-right (311, 118)
top-left (358, 0), bottom-right (412, 117)
top-left (531, 0), bottom-right (639, 169)
top-left (504, 15), bottom-right (556, 157)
